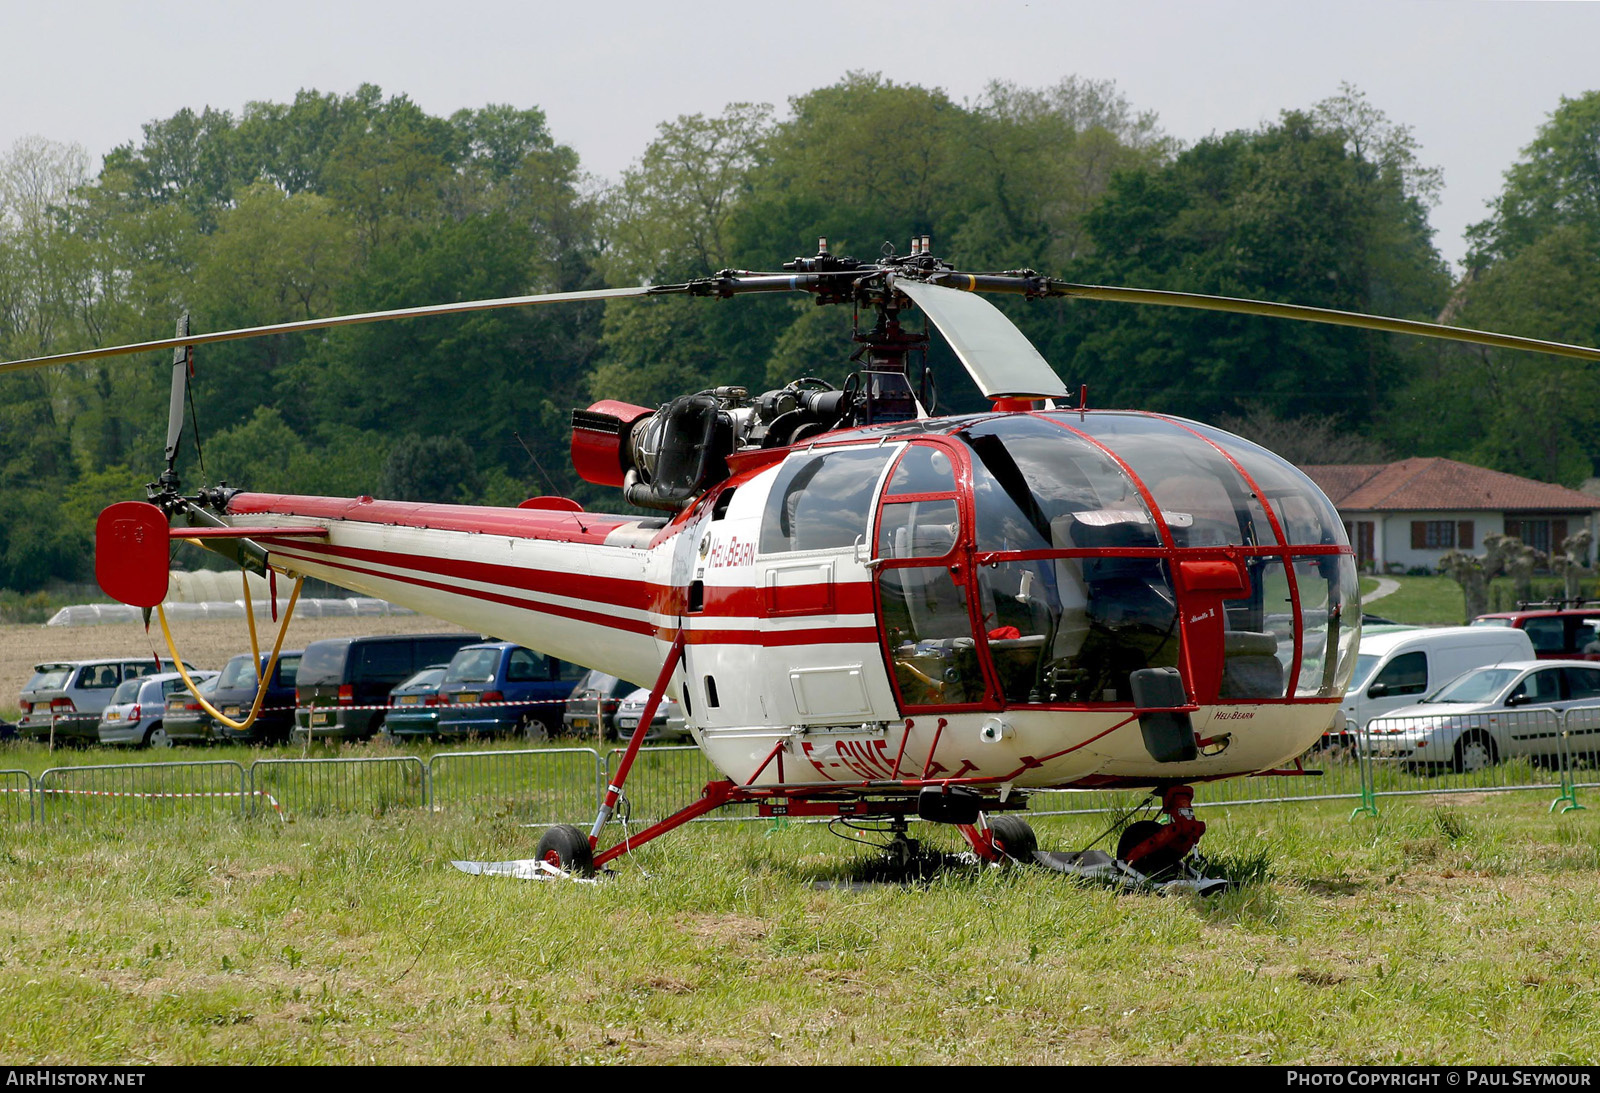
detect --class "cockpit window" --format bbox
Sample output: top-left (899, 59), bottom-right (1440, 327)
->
top-left (977, 554), bottom-right (1179, 703)
top-left (1060, 412), bottom-right (1278, 548)
top-left (885, 443), bottom-right (957, 496)
top-left (1180, 422), bottom-right (1347, 547)
top-left (760, 447), bottom-right (898, 554)
top-left (961, 416), bottom-right (1158, 553)
top-left (878, 499), bottom-right (961, 559)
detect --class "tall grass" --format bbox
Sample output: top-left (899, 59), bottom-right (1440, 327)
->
top-left (1, 796), bottom-right (1598, 1063)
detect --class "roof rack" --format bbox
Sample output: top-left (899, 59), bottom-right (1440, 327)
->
top-left (1513, 598), bottom-right (1600, 611)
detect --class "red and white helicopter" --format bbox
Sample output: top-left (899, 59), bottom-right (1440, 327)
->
top-left (7, 236), bottom-right (1600, 885)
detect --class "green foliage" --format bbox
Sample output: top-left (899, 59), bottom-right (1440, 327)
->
top-left (1467, 91), bottom-right (1600, 268)
top-left (1386, 92), bottom-right (1600, 484)
top-left (9, 77), bottom-right (1600, 594)
top-left (379, 434), bottom-right (481, 503)
top-left (1061, 105), bottom-right (1449, 425)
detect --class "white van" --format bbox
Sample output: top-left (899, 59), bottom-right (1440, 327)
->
top-left (1335, 625), bottom-right (1536, 740)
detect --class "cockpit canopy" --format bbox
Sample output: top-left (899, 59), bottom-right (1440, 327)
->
top-left (759, 410), bottom-right (1360, 711)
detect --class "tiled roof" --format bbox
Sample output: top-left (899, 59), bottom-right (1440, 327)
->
top-left (1300, 458), bottom-right (1600, 513)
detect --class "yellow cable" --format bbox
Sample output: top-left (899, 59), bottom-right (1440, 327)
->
top-left (243, 568), bottom-right (262, 685)
top-left (160, 574), bottom-right (303, 732)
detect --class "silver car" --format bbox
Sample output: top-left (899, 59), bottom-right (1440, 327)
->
top-left (98, 671), bottom-right (219, 748)
top-left (1360, 659), bottom-right (1600, 772)
top-left (613, 687), bottom-right (690, 742)
top-left (19, 657), bottom-right (198, 744)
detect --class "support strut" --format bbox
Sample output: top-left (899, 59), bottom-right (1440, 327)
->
top-left (588, 630), bottom-right (686, 849)
top-left (1119, 784), bottom-right (1206, 875)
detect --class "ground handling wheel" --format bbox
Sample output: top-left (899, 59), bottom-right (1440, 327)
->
top-left (987, 815), bottom-right (1038, 861)
top-left (535, 824), bottom-right (594, 876)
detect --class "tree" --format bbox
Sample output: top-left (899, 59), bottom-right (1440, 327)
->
top-left (1215, 406), bottom-right (1390, 465)
top-left (603, 104), bottom-right (773, 283)
top-left (1466, 91), bottom-right (1600, 268)
top-left (953, 76), bottom-right (1174, 272)
top-left (1390, 92), bottom-right (1600, 485)
top-left (379, 434), bottom-right (481, 503)
top-left (1439, 534), bottom-right (1543, 622)
top-left (1060, 98), bottom-right (1449, 426)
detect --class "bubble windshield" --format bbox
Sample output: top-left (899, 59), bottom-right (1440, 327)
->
top-left (938, 412), bottom-right (1358, 707)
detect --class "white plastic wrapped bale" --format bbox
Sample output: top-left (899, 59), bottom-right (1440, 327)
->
top-left (44, 596), bottom-right (414, 626)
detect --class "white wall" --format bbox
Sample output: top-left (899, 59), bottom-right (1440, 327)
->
top-left (1372, 512), bottom-right (1503, 572)
top-left (1350, 511), bottom-right (1598, 572)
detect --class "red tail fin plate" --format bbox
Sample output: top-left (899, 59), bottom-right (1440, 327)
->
top-left (95, 501), bottom-right (170, 608)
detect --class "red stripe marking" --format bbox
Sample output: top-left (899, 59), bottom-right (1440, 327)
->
top-left (266, 536), bottom-right (877, 619)
top-left (268, 545), bottom-right (881, 647)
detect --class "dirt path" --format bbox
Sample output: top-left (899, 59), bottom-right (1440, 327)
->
top-left (1364, 576), bottom-right (1401, 604)
top-left (0, 613), bottom-right (476, 712)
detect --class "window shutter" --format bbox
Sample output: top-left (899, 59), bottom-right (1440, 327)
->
top-left (1554, 519), bottom-right (1569, 550)
top-left (1411, 521), bottom-right (1426, 549)
top-left (1458, 521), bottom-right (1474, 549)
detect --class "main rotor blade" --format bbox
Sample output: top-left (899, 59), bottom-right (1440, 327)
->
top-left (892, 280), bottom-right (1068, 399)
top-left (0, 285), bottom-right (655, 374)
top-left (164, 314), bottom-right (190, 469)
top-left (1037, 280), bottom-right (1600, 363)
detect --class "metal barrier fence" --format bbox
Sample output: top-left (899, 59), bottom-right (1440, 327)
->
top-left (429, 748), bottom-right (603, 822)
top-left (8, 706), bottom-right (1600, 829)
top-left (1555, 706), bottom-right (1600, 811)
top-left (0, 770), bottom-right (35, 823)
top-left (251, 755), bottom-right (427, 817)
top-left (1352, 707), bottom-right (1567, 817)
top-left (36, 760), bottom-right (248, 824)
top-left (604, 746), bottom-right (759, 824)
top-left (1022, 737), bottom-right (1374, 821)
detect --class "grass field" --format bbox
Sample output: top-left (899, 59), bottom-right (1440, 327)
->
top-left (2, 786), bottom-right (1599, 1064)
top-left (1362, 575), bottom-right (1469, 626)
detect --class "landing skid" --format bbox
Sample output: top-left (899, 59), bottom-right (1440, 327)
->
top-left (450, 857), bottom-right (607, 883)
top-left (1027, 849), bottom-right (1230, 896)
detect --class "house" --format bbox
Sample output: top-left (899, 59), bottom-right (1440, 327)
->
top-left (1300, 458), bottom-right (1600, 573)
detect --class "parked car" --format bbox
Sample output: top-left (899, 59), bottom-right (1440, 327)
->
top-left (99, 670), bottom-right (219, 748)
top-left (18, 657), bottom-right (197, 744)
top-left (294, 634), bottom-right (481, 741)
top-left (561, 670), bottom-right (636, 738)
top-left (1334, 625), bottom-right (1535, 743)
top-left (1359, 659), bottom-right (1600, 772)
top-left (159, 676), bottom-right (221, 747)
top-left (434, 642), bottom-right (585, 740)
top-left (613, 687), bottom-right (690, 743)
top-left (1472, 607), bottom-right (1600, 661)
top-left (166, 650), bottom-right (303, 745)
top-left (381, 665), bottom-right (451, 737)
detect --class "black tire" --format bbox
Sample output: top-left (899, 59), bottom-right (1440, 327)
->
top-left (520, 716), bottom-right (549, 742)
top-left (987, 815), bottom-right (1037, 861)
top-left (1453, 732), bottom-right (1499, 774)
top-left (146, 725), bottom-right (172, 749)
top-left (535, 824), bottom-right (594, 875)
top-left (1117, 819), bottom-right (1183, 877)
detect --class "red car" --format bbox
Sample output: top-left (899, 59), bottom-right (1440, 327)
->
top-left (1471, 606), bottom-right (1600, 661)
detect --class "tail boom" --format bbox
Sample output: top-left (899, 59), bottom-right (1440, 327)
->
top-left (220, 493), bottom-right (679, 686)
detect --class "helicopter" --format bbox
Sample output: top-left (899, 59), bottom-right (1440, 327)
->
top-left (6, 235), bottom-right (1600, 886)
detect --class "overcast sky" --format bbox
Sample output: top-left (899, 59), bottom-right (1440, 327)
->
top-left (4, 0), bottom-right (1597, 272)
